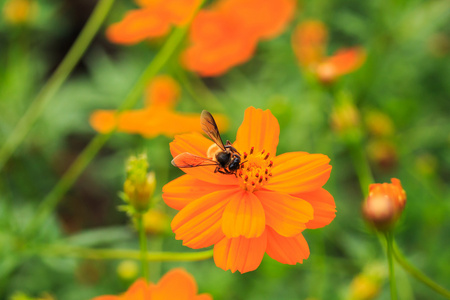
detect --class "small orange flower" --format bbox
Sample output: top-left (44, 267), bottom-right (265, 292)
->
top-left (362, 178), bottom-right (406, 231)
top-left (106, 0), bottom-right (200, 45)
top-left (292, 20), bottom-right (366, 83)
top-left (89, 75), bottom-right (227, 138)
top-left (92, 268), bottom-right (212, 300)
top-left (163, 107), bottom-right (335, 273)
top-left (182, 0), bottom-right (296, 76)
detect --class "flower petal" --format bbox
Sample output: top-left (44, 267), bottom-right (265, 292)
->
top-left (255, 190), bottom-right (313, 237)
top-left (150, 269), bottom-right (199, 300)
top-left (106, 8), bottom-right (171, 45)
top-left (170, 132), bottom-right (238, 185)
top-left (222, 190), bottom-right (265, 238)
top-left (265, 152), bottom-right (332, 194)
top-left (171, 189), bottom-right (238, 248)
top-left (163, 174), bottom-right (236, 210)
top-left (293, 188), bottom-right (336, 229)
top-left (213, 231), bottom-right (267, 273)
top-left (266, 227), bottom-right (310, 265)
top-left (234, 107), bottom-right (280, 156)
top-left (89, 110), bottom-right (117, 134)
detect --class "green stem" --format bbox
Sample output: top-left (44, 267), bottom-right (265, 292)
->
top-left (0, 0), bottom-right (115, 171)
top-left (347, 135), bottom-right (374, 198)
top-left (393, 242), bottom-right (450, 299)
top-left (385, 232), bottom-right (397, 300)
top-left (24, 11), bottom-right (199, 235)
top-left (137, 214), bottom-right (149, 280)
top-left (42, 245), bottom-right (214, 261)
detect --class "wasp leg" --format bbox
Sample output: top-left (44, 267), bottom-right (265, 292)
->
top-left (225, 141), bottom-right (239, 153)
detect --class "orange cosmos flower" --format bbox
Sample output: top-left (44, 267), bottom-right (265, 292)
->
top-left (163, 107), bottom-right (335, 273)
top-left (362, 178), bottom-right (406, 231)
top-left (182, 0), bottom-right (296, 76)
top-left (292, 20), bottom-right (366, 83)
top-left (92, 268), bottom-right (212, 300)
top-left (106, 0), bottom-right (200, 45)
top-left (89, 75), bottom-right (227, 138)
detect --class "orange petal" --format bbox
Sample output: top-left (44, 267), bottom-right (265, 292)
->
top-left (163, 174), bottom-right (236, 210)
top-left (194, 295), bottom-right (213, 300)
top-left (255, 190), bottom-right (313, 237)
top-left (106, 8), bottom-right (171, 45)
top-left (89, 110), bottom-right (117, 133)
top-left (182, 10), bottom-right (258, 76)
top-left (213, 231), bottom-right (267, 273)
top-left (170, 132), bottom-right (239, 185)
top-left (292, 20), bottom-right (328, 68)
top-left (265, 152), bottom-right (332, 194)
top-left (145, 75), bottom-right (180, 109)
top-left (219, 0), bottom-right (296, 39)
top-left (293, 188), bottom-right (336, 229)
top-left (317, 47), bottom-right (366, 82)
top-left (150, 268), bottom-right (202, 300)
top-left (234, 107), bottom-right (279, 156)
top-left (171, 189), bottom-right (239, 248)
top-left (121, 278), bottom-right (151, 299)
top-left (91, 296), bottom-right (118, 300)
top-left (165, 0), bottom-right (201, 26)
top-left (266, 227), bottom-right (310, 265)
top-left (222, 190), bottom-right (265, 238)
top-left (182, 39), bottom-right (257, 76)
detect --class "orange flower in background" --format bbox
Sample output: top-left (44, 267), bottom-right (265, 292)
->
top-left (92, 268), bottom-right (212, 300)
top-left (89, 75), bottom-right (227, 138)
top-left (362, 178), bottom-right (406, 231)
top-left (106, 0), bottom-right (200, 44)
top-left (163, 107), bottom-right (335, 273)
top-left (292, 20), bottom-right (366, 83)
top-left (182, 0), bottom-right (296, 76)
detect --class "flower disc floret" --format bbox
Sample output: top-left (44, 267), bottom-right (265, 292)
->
top-left (237, 147), bottom-right (273, 192)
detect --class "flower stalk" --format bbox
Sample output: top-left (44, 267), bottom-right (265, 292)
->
top-left (41, 245), bottom-right (214, 262)
top-left (0, 0), bottom-right (116, 171)
top-left (393, 242), bottom-right (450, 298)
top-left (24, 3), bottom-right (204, 235)
top-left (137, 214), bottom-right (149, 280)
top-left (385, 231), bottom-right (397, 300)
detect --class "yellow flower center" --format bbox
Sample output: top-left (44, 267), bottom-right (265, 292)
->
top-left (237, 147), bottom-right (273, 192)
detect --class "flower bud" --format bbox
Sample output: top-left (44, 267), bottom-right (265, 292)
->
top-left (3, 0), bottom-right (37, 25)
top-left (349, 263), bottom-right (386, 300)
top-left (143, 209), bottom-right (170, 234)
top-left (362, 178), bottom-right (406, 231)
top-left (117, 260), bottom-right (139, 281)
top-left (123, 154), bottom-right (156, 212)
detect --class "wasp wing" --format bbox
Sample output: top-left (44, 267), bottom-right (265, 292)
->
top-left (171, 152), bottom-right (218, 168)
top-left (200, 110), bottom-right (225, 151)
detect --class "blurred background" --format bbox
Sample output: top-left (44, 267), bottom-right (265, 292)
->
top-left (0, 0), bottom-right (449, 299)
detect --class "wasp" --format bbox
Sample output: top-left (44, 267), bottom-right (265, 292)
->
top-left (171, 110), bottom-right (241, 175)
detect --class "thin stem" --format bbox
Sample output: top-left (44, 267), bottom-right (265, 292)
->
top-left (347, 135), bottom-right (374, 198)
top-left (24, 12), bottom-right (198, 235)
top-left (393, 242), bottom-right (450, 299)
top-left (137, 214), bottom-right (149, 280)
top-left (0, 0), bottom-right (115, 171)
top-left (385, 232), bottom-right (397, 300)
top-left (42, 245), bottom-right (214, 262)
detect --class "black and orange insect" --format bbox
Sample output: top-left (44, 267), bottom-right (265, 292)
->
top-left (171, 110), bottom-right (241, 175)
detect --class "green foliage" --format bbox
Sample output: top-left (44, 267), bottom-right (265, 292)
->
top-left (0, 0), bottom-right (449, 299)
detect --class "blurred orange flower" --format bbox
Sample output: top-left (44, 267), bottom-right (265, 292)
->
top-left (182, 0), bottom-right (296, 76)
top-left (362, 178), bottom-right (406, 231)
top-left (92, 268), bottom-right (212, 300)
top-left (106, 0), bottom-right (200, 44)
top-left (163, 107), bottom-right (335, 273)
top-left (292, 20), bottom-right (366, 83)
top-left (89, 75), bottom-right (227, 138)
